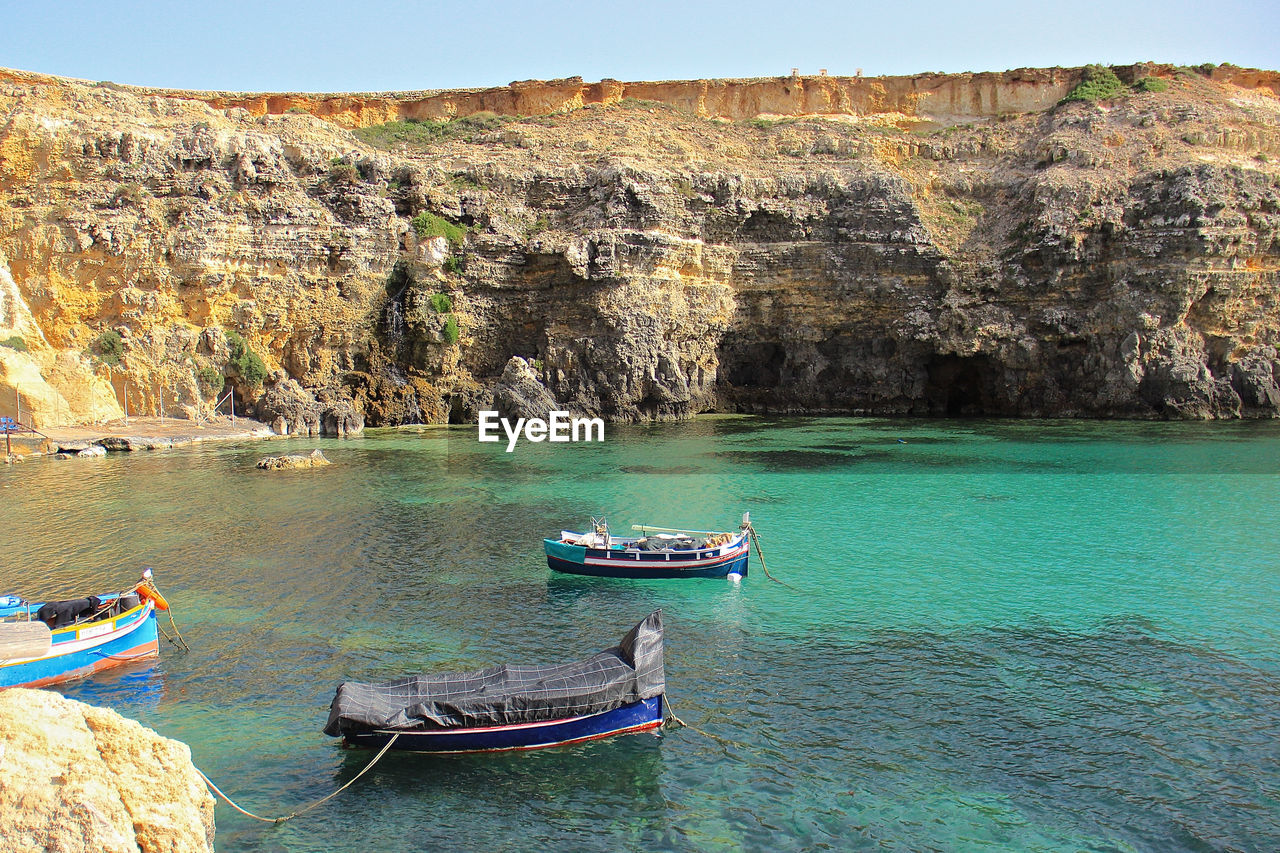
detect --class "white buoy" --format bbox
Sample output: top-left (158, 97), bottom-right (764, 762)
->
top-left (728, 572), bottom-right (742, 584)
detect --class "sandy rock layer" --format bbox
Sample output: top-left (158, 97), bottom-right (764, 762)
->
top-left (0, 688), bottom-right (214, 853)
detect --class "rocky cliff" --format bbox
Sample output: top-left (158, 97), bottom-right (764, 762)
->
top-left (0, 63), bottom-right (1277, 427)
top-left (0, 688), bottom-right (215, 852)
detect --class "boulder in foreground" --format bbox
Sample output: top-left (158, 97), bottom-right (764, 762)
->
top-left (0, 688), bottom-right (215, 852)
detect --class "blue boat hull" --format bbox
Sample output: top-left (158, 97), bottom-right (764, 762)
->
top-left (0, 602), bottom-right (159, 689)
top-left (344, 695), bottom-right (665, 753)
top-left (546, 551), bottom-right (749, 579)
top-left (544, 531), bottom-right (750, 579)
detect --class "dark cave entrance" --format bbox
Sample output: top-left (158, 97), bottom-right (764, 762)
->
top-left (925, 354), bottom-right (996, 416)
top-left (719, 341), bottom-right (784, 388)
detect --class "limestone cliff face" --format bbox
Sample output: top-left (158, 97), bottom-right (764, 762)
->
top-left (0, 688), bottom-right (215, 852)
top-left (0, 64), bottom-right (1277, 426)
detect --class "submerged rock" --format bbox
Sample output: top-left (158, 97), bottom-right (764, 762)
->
top-left (256, 448), bottom-right (331, 470)
top-left (0, 688), bottom-right (215, 852)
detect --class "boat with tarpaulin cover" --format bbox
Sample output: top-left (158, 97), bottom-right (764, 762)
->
top-left (544, 514), bottom-right (752, 579)
top-left (324, 611), bottom-right (666, 753)
top-left (0, 570), bottom-right (166, 689)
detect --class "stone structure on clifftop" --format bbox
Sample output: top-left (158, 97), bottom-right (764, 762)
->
top-left (0, 63), bottom-right (1277, 426)
top-left (0, 688), bottom-right (215, 853)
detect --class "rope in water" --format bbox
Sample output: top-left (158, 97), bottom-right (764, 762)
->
top-left (196, 733), bottom-right (401, 824)
top-left (663, 698), bottom-right (747, 750)
top-left (745, 524), bottom-right (798, 590)
top-left (156, 607), bottom-right (190, 652)
top-left (139, 576), bottom-right (191, 652)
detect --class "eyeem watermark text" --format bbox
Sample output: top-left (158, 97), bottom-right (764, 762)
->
top-left (478, 411), bottom-right (605, 452)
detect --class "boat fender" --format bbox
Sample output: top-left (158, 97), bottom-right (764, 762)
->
top-left (138, 583), bottom-right (169, 611)
top-left (727, 572), bottom-right (742, 584)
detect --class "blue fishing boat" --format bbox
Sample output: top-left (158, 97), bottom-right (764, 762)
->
top-left (544, 514), bottom-right (752, 579)
top-left (325, 611), bottom-right (667, 753)
top-left (0, 571), bottom-right (165, 689)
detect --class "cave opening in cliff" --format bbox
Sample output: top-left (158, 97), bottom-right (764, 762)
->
top-left (718, 342), bottom-right (784, 388)
top-left (924, 354), bottom-right (996, 416)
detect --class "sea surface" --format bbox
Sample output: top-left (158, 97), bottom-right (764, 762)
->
top-left (3, 416), bottom-right (1279, 851)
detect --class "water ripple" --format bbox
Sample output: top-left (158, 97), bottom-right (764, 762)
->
top-left (0, 420), bottom-right (1277, 851)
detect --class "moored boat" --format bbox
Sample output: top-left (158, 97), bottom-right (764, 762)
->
top-left (544, 514), bottom-right (751, 579)
top-left (0, 570), bottom-right (166, 689)
top-left (324, 611), bottom-right (667, 753)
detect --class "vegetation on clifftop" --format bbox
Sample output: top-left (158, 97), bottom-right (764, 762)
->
top-left (353, 113), bottom-right (514, 150)
top-left (1059, 66), bottom-right (1174, 104)
top-left (1060, 65), bottom-right (1129, 103)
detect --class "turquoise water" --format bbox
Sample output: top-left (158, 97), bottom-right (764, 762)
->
top-left (3, 417), bottom-right (1280, 851)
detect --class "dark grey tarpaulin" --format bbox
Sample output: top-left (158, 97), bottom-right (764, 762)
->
top-left (324, 611), bottom-right (664, 735)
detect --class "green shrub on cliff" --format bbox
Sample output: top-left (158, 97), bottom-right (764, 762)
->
top-left (1059, 65), bottom-right (1128, 104)
top-left (92, 330), bottom-right (124, 366)
top-left (442, 315), bottom-right (460, 345)
top-left (412, 212), bottom-right (467, 247)
top-left (525, 215), bottom-right (551, 238)
top-left (327, 161), bottom-right (361, 185)
top-left (429, 292), bottom-right (454, 313)
top-left (0, 335), bottom-right (28, 352)
top-left (354, 113), bottom-right (515, 150)
top-left (224, 330), bottom-right (267, 387)
top-left (1133, 77), bottom-right (1169, 93)
top-left (196, 366), bottom-right (224, 392)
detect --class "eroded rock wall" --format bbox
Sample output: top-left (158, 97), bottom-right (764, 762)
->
top-left (0, 65), bottom-right (1277, 425)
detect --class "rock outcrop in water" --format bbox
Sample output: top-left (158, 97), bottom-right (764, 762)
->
top-left (0, 688), bottom-right (215, 852)
top-left (257, 448), bottom-right (332, 469)
top-left (0, 63), bottom-right (1277, 426)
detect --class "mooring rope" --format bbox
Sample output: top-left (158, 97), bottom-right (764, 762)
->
top-left (745, 524), bottom-right (798, 590)
top-left (161, 607), bottom-right (190, 651)
top-left (134, 575), bottom-right (190, 651)
top-left (663, 697), bottom-right (747, 751)
top-left (196, 733), bottom-right (401, 824)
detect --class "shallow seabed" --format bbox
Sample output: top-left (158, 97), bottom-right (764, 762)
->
top-left (3, 416), bottom-right (1279, 851)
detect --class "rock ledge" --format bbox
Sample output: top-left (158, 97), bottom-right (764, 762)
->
top-left (0, 688), bottom-right (215, 852)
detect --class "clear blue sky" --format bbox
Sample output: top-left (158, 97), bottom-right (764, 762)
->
top-left (1, 0), bottom-right (1274, 92)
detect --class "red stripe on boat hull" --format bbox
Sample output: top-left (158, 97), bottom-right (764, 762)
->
top-left (16, 638), bottom-right (160, 689)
